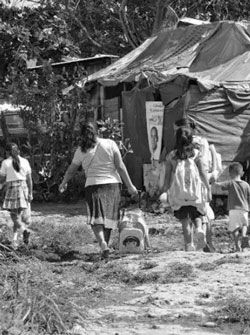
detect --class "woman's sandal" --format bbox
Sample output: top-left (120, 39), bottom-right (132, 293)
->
top-left (101, 249), bottom-right (110, 260)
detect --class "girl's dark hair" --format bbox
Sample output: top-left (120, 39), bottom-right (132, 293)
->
top-left (79, 122), bottom-right (97, 153)
top-left (6, 142), bottom-right (20, 172)
top-left (174, 127), bottom-right (195, 160)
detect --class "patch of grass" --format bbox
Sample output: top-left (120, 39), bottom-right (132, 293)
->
top-left (196, 262), bottom-right (217, 271)
top-left (214, 255), bottom-right (243, 266)
top-left (140, 261), bottom-right (158, 270)
top-left (196, 256), bottom-right (243, 272)
top-left (161, 262), bottom-right (195, 284)
top-left (99, 261), bottom-right (194, 285)
top-left (214, 295), bottom-right (250, 326)
top-left (100, 262), bottom-right (160, 284)
top-left (30, 221), bottom-right (92, 258)
top-left (100, 263), bottom-right (133, 282)
top-left (129, 271), bottom-right (160, 284)
top-left (0, 259), bottom-right (87, 334)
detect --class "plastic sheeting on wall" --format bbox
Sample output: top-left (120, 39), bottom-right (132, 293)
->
top-left (122, 87), bottom-right (154, 164)
top-left (187, 85), bottom-right (250, 162)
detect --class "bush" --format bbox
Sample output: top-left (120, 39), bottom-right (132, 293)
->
top-left (214, 295), bottom-right (250, 326)
top-left (30, 221), bottom-right (92, 259)
top-left (161, 262), bottom-right (195, 284)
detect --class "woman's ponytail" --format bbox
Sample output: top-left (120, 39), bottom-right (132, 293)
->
top-left (6, 143), bottom-right (20, 172)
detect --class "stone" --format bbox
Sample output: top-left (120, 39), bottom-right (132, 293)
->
top-left (201, 322), bottom-right (217, 328)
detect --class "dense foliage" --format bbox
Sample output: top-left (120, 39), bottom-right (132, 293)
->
top-left (1, 0), bottom-right (250, 74)
top-left (0, 0), bottom-right (249, 201)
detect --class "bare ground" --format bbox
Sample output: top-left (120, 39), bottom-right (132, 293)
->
top-left (0, 201), bottom-right (250, 335)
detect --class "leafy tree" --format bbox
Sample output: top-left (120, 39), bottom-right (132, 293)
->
top-left (0, 2), bottom-right (89, 200)
top-left (0, 0), bottom-right (249, 201)
top-left (1, 0), bottom-right (250, 75)
top-left (117, 0), bottom-right (250, 49)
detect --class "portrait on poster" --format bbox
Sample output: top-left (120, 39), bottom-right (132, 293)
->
top-left (145, 101), bottom-right (164, 161)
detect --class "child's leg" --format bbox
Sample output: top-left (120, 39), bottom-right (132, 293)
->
top-left (232, 229), bottom-right (241, 251)
top-left (204, 220), bottom-right (216, 252)
top-left (181, 217), bottom-right (194, 251)
top-left (21, 205), bottom-right (32, 244)
top-left (206, 220), bottom-right (212, 244)
top-left (21, 204), bottom-right (31, 227)
top-left (241, 224), bottom-right (249, 250)
top-left (241, 224), bottom-right (248, 238)
top-left (196, 216), bottom-right (204, 232)
top-left (10, 210), bottom-right (22, 248)
top-left (195, 217), bottom-right (206, 251)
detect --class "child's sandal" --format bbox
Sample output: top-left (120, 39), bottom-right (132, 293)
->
top-left (241, 237), bottom-right (249, 250)
top-left (23, 230), bottom-right (30, 245)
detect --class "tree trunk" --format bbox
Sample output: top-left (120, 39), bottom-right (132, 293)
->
top-left (152, 0), bottom-right (179, 35)
top-left (119, 0), bottom-right (139, 49)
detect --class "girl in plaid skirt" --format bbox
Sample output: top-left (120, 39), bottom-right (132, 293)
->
top-left (0, 143), bottom-right (33, 249)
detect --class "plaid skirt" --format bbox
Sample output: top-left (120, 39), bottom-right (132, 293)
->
top-left (85, 183), bottom-right (121, 229)
top-left (3, 180), bottom-right (29, 210)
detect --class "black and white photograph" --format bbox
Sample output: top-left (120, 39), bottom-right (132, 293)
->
top-left (0, 1), bottom-right (250, 334)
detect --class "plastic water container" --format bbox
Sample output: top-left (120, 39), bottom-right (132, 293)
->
top-left (119, 227), bottom-right (145, 254)
top-left (118, 208), bottom-right (150, 254)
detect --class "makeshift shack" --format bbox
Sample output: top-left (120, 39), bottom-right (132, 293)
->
top-left (80, 21), bottom-right (250, 191)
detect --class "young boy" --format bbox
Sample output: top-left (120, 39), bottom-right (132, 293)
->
top-left (213, 162), bottom-right (250, 252)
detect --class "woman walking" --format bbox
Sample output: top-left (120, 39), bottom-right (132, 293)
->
top-left (59, 122), bottom-right (138, 258)
top-left (0, 143), bottom-right (33, 249)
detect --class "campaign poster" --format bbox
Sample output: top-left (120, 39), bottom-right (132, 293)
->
top-left (145, 101), bottom-right (164, 161)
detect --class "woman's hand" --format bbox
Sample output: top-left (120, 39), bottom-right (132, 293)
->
top-left (127, 185), bottom-right (138, 196)
top-left (59, 182), bottom-right (67, 193)
top-left (207, 187), bottom-right (212, 202)
top-left (59, 163), bottom-right (78, 193)
top-left (159, 192), bottom-right (168, 204)
top-left (28, 193), bottom-right (33, 202)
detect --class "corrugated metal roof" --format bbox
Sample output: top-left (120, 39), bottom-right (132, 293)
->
top-left (82, 21), bottom-right (250, 87)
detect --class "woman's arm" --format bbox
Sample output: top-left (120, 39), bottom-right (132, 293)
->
top-left (0, 174), bottom-right (6, 184)
top-left (26, 173), bottom-right (33, 202)
top-left (114, 150), bottom-right (137, 196)
top-left (0, 161), bottom-right (6, 184)
top-left (59, 163), bottom-right (79, 193)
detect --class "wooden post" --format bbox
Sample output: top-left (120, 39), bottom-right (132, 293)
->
top-left (100, 84), bottom-right (105, 120)
top-left (120, 82), bottom-right (127, 143)
top-left (90, 84), bottom-right (99, 123)
top-left (1, 112), bottom-right (9, 143)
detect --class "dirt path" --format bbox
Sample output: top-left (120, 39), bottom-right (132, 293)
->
top-left (1, 202), bottom-right (250, 335)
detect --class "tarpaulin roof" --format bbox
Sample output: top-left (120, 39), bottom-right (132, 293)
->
top-left (27, 54), bottom-right (119, 70)
top-left (83, 21), bottom-right (250, 87)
